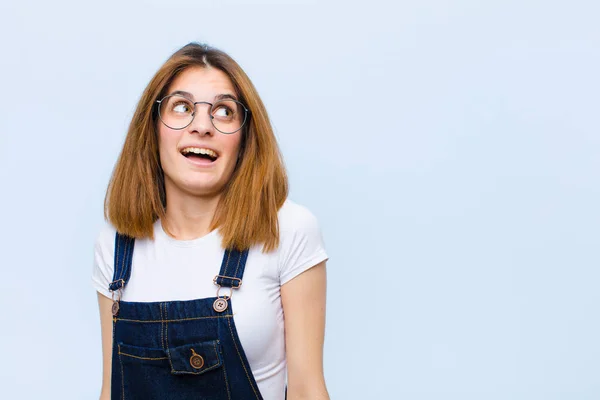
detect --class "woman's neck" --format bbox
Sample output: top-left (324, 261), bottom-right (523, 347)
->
top-left (162, 191), bottom-right (221, 241)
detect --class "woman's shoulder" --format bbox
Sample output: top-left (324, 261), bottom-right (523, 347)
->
top-left (94, 220), bottom-right (118, 252)
top-left (274, 199), bottom-right (328, 284)
top-left (91, 220), bottom-right (119, 297)
top-left (96, 221), bottom-right (117, 247)
top-left (277, 198), bottom-right (322, 235)
top-left (93, 220), bottom-right (120, 272)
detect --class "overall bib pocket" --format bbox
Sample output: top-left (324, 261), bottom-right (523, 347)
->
top-left (167, 339), bottom-right (223, 375)
top-left (118, 342), bottom-right (168, 362)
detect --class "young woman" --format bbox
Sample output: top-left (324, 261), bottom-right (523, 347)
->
top-left (91, 43), bottom-right (329, 400)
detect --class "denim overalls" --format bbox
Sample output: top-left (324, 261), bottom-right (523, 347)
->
top-left (108, 232), bottom-right (265, 400)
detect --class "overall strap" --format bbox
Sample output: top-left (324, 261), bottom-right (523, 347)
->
top-left (109, 232), bottom-right (135, 292)
top-left (214, 248), bottom-right (250, 289)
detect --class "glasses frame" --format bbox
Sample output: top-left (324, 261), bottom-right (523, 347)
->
top-left (156, 94), bottom-right (251, 134)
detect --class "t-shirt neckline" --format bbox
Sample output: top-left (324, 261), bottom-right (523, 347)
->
top-left (155, 219), bottom-right (219, 248)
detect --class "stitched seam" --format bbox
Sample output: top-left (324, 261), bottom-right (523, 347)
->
top-left (118, 352), bottom-right (168, 361)
top-left (118, 344), bottom-right (125, 400)
top-left (115, 315), bottom-right (233, 324)
top-left (233, 250), bottom-right (243, 282)
top-left (218, 340), bottom-right (231, 400)
top-left (223, 250), bottom-right (232, 277)
top-left (165, 304), bottom-right (175, 373)
top-left (114, 233), bottom-right (122, 285)
top-left (159, 303), bottom-right (165, 350)
top-left (196, 362), bottom-right (221, 374)
top-left (121, 237), bottom-right (131, 285)
top-left (227, 316), bottom-right (260, 399)
top-left (112, 317), bottom-right (116, 398)
top-left (164, 304), bottom-right (169, 353)
top-left (221, 357), bottom-right (232, 400)
top-left (173, 362), bottom-right (222, 375)
top-left (121, 238), bottom-right (129, 284)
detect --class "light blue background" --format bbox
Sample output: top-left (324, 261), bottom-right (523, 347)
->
top-left (0, 1), bottom-right (598, 399)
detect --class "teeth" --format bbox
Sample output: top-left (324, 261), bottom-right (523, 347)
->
top-left (181, 147), bottom-right (218, 159)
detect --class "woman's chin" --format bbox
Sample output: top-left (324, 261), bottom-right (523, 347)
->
top-left (182, 181), bottom-right (225, 198)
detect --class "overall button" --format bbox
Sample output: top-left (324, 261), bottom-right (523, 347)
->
top-left (112, 301), bottom-right (120, 316)
top-left (189, 349), bottom-right (205, 369)
top-left (213, 298), bottom-right (228, 312)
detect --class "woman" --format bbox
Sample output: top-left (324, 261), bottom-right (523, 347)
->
top-left (92, 42), bottom-right (329, 400)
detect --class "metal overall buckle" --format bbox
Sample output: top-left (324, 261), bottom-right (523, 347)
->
top-left (212, 275), bottom-right (242, 313)
top-left (109, 279), bottom-right (125, 317)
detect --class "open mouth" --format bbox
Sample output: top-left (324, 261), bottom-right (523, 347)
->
top-left (180, 147), bottom-right (219, 163)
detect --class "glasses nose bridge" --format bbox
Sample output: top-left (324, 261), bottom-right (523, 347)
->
top-left (191, 101), bottom-right (213, 115)
top-left (189, 101), bottom-right (215, 129)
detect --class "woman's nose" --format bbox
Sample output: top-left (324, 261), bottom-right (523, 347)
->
top-left (188, 103), bottom-right (215, 135)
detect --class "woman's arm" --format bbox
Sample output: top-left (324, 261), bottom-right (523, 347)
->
top-left (97, 292), bottom-right (114, 400)
top-left (281, 261), bottom-right (329, 400)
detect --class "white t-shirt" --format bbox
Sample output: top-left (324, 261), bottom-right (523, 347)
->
top-left (91, 199), bottom-right (328, 400)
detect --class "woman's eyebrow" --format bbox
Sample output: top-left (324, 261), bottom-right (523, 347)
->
top-left (214, 93), bottom-right (238, 102)
top-left (169, 90), bottom-right (238, 102)
top-left (170, 90), bottom-right (194, 100)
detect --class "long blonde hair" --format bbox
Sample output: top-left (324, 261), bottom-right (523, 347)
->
top-left (104, 43), bottom-right (288, 252)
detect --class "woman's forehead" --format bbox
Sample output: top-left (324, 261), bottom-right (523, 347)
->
top-left (167, 66), bottom-right (236, 100)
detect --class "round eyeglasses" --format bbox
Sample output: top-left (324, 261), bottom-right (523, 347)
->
top-left (156, 94), bottom-right (250, 134)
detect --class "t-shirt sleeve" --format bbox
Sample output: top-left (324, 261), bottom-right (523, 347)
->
top-left (91, 222), bottom-right (116, 299)
top-left (278, 203), bottom-right (329, 285)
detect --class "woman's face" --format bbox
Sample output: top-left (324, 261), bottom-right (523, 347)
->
top-left (157, 66), bottom-right (243, 198)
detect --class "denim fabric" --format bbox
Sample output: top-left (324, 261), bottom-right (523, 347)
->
top-left (109, 233), bottom-right (264, 400)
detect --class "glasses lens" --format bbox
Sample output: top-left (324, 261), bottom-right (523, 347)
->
top-left (211, 100), bottom-right (247, 134)
top-left (159, 95), bottom-right (194, 129)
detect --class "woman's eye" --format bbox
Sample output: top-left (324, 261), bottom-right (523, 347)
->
top-left (214, 106), bottom-right (233, 118)
top-left (172, 102), bottom-right (192, 113)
